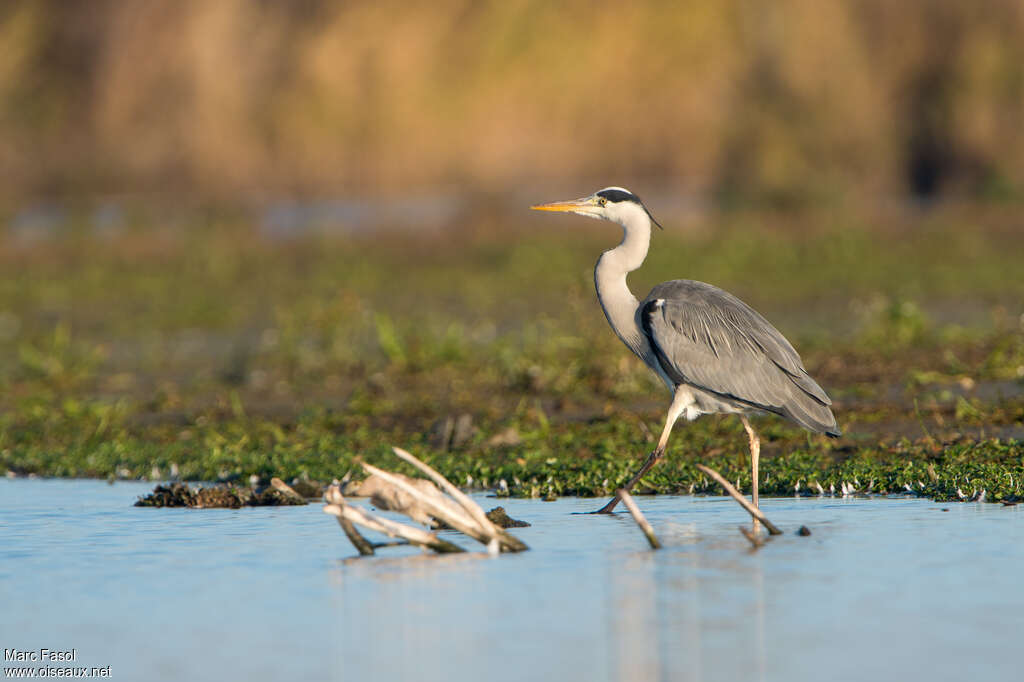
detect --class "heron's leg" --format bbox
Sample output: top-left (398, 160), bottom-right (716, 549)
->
top-left (594, 445), bottom-right (666, 514)
top-left (594, 390), bottom-right (689, 514)
top-left (740, 415), bottom-right (761, 532)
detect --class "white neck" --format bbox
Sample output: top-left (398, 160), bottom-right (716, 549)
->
top-left (593, 204), bottom-right (652, 359)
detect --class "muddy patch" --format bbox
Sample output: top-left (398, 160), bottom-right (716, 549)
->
top-left (135, 482), bottom-right (309, 508)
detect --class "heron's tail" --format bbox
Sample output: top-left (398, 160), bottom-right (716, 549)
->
top-left (780, 379), bottom-right (841, 437)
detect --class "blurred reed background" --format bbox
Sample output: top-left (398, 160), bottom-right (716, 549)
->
top-left (2, 0), bottom-right (1023, 203)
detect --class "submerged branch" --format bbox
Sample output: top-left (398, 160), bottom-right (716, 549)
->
top-left (738, 525), bottom-right (766, 549)
top-left (617, 490), bottom-right (661, 549)
top-left (324, 486), bottom-right (376, 555)
top-left (338, 515), bottom-right (376, 556)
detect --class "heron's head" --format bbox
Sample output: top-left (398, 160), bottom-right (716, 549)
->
top-left (530, 187), bottom-right (662, 229)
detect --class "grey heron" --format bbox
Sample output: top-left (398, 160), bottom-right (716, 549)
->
top-left (531, 187), bottom-right (840, 515)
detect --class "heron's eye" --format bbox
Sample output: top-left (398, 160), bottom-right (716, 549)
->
top-left (597, 197), bottom-right (607, 207)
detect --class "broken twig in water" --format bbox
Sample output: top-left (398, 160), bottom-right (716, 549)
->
top-left (696, 464), bottom-right (782, 535)
top-left (618, 490), bottom-right (661, 549)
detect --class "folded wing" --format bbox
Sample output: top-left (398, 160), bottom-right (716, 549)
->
top-left (640, 280), bottom-right (840, 436)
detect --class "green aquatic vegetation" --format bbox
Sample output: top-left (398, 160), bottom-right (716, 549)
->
top-left (3, 393), bottom-right (1021, 503)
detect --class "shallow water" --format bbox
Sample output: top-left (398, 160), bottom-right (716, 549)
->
top-left (2, 480), bottom-right (1021, 681)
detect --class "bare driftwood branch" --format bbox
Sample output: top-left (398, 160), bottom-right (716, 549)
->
top-left (696, 464), bottom-right (782, 535)
top-left (325, 485), bottom-right (462, 553)
top-left (325, 449), bottom-right (528, 557)
top-left (324, 493), bottom-right (465, 554)
top-left (391, 447), bottom-right (528, 553)
top-left (359, 461), bottom-right (480, 535)
top-left (617, 490), bottom-right (661, 549)
top-left (351, 470), bottom-right (449, 527)
top-left (391, 447), bottom-right (495, 528)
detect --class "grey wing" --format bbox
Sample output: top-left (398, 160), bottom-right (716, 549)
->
top-left (640, 280), bottom-right (840, 436)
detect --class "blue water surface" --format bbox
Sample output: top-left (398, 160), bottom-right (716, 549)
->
top-left (1, 479), bottom-right (1021, 681)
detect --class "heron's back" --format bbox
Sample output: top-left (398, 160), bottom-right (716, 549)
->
top-left (639, 280), bottom-right (840, 436)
